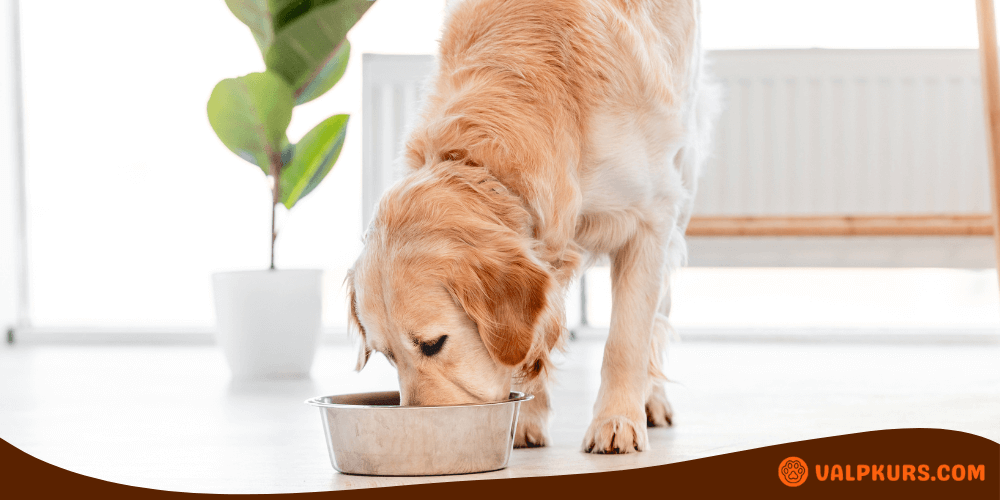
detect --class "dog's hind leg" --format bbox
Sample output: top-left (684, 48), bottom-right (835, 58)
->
top-left (645, 271), bottom-right (675, 427)
top-left (645, 135), bottom-right (704, 427)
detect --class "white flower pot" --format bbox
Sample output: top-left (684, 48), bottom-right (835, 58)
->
top-left (212, 269), bottom-right (323, 379)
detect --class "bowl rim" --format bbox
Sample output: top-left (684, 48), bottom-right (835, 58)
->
top-left (304, 390), bottom-right (533, 409)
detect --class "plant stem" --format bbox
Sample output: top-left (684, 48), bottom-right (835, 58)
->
top-left (270, 199), bottom-right (277, 270)
top-left (269, 150), bottom-right (282, 271)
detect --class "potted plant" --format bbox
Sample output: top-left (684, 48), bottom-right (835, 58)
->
top-left (207, 0), bottom-right (375, 379)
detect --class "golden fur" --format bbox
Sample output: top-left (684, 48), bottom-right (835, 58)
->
top-left (348, 0), bottom-right (713, 454)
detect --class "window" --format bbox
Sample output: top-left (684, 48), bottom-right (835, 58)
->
top-left (16, 0), bottom-right (446, 330)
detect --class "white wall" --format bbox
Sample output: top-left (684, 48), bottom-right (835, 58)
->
top-left (6, 0), bottom-right (992, 331)
top-left (0, 0), bottom-right (24, 333)
top-left (15, 0), bottom-right (446, 330)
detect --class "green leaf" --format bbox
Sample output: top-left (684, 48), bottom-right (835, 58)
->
top-left (281, 137), bottom-right (296, 165)
top-left (207, 71), bottom-right (295, 175)
top-left (224, 1), bottom-right (372, 104)
top-left (265, 0), bottom-right (374, 100)
top-left (237, 134), bottom-right (294, 169)
top-left (294, 39), bottom-right (350, 105)
top-left (280, 114), bottom-right (349, 208)
top-left (224, 0), bottom-right (274, 54)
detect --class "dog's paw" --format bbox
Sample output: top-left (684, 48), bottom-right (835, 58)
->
top-left (514, 409), bottom-right (549, 448)
top-left (512, 379), bottom-right (550, 448)
top-left (582, 415), bottom-right (648, 454)
top-left (645, 384), bottom-right (673, 427)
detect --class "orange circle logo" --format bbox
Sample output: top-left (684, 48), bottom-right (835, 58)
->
top-left (779, 457), bottom-right (808, 487)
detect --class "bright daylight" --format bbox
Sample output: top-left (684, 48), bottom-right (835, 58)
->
top-left (1, 0), bottom-right (998, 496)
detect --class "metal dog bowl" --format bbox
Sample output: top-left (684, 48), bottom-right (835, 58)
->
top-left (306, 391), bottom-right (533, 476)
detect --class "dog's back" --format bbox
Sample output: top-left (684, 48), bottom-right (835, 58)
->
top-left (407, 0), bottom-right (705, 273)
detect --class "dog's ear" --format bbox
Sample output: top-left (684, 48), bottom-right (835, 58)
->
top-left (449, 248), bottom-right (550, 367)
top-left (345, 269), bottom-right (371, 371)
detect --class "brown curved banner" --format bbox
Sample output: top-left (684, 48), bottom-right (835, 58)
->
top-left (2, 428), bottom-right (997, 499)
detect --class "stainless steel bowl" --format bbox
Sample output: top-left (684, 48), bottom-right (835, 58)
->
top-left (305, 391), bottom-right (533, 476)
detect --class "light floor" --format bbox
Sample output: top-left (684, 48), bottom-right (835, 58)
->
top-left (0, 340), bottom-right (997, 493)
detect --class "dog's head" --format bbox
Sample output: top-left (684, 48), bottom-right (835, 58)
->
top-left (347, 160), bottom-right (556, 405)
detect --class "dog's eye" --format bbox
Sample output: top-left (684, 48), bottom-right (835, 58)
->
top-left (418, 335), bottom-right (448, 357)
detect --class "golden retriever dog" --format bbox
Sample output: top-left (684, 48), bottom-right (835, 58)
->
top-left (347, 0), bottom-right (713, 454)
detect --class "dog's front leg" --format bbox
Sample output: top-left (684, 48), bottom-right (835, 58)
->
top-left (513, 375), bottom-right (550, 447)
top-left (583, 223), bottom-right (667, 454)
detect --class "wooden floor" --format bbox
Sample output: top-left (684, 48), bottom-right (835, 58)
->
top-left (0, 340), bottom-right (997, 493)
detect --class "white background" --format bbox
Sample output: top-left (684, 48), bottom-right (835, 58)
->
top-left (7, 0), bottom-right (998, 331)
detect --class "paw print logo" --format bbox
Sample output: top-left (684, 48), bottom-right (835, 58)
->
top-left (779, 457), bottom-right (808, 487)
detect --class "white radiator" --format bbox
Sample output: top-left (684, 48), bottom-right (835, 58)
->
top-left (362, 51), bottom-right (994, 267)
top-left (362, 54), bottom-right (437, 228)
top-left (700, 50), bottom-right (989, 216)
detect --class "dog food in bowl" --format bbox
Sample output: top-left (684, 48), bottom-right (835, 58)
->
top-left (306, 391), bottom-right (532, 476)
